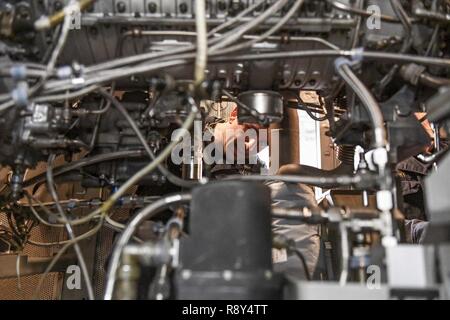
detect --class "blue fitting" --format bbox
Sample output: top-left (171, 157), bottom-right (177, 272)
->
top-left (67, 200), bottom-right (76, 210)
top-left (351, 47), bottom-right (365, 63)
top-left (335, 48), bottom-right (365, 72)
top-left (112, 186), bottom-right (123, 206)
top-left (10, 64), bottom-right (27, 81)
top-left (57, 66), bottom-right (73, 79)
top-left (334, 57), bottom-right (352, 71)
top-left (11, 82), bottom-right (29, 107)
top-left (166, 217), bottom-right (183, 231)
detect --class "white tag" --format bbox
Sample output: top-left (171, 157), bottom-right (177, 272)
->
top-left (272, 248), bottom-right (288, 263)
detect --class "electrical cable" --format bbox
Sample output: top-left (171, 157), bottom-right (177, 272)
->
top-left (419, 72), bottom-right (450, 88)
top-left (211, 49), bottom-right (450, 68)
top-left (82, 2), bottom-right (286, 77)
top-left (104, 193), bottom-right (192, 300)
top-left (41, 24), bottom-right (63, 64)
top-left (224, 173), bottom-right (361, 187)
top-left (22, 150), bottom-right (145, 188)
top-left (85, 84), bottom-right (115, 154)
top-left (207, 1), bottom-right (265, 36)
top-left (293, 93), bottom-right (329, 121)
top-left (291, 248), bottom-right (312, 281)
top-left (425, 25), bottom-right (440, 57)
top-left (221, 88), bottom-right (263, 119)
top-left (194, 0), bottom-right (207, 86)
top-left (24, 192), bottom-right (64, 228)
top-left (375, 0), bottom-right (414, 97)
top-left (86, 0), bottom-right (262, 74)
top-left (26, 225), bottom-right (100, 246)
top-left (209, 0), bottom-right (289, 53)
top-left (46, 154), bottom-right (94, 300)
top-left (216, 0), bottom-right (305, 55)
top-left (44, 59), bottom-right (188, 94)
top-left (33, 85), bottom-right (101, 103)
top-left (30, 49), bottom-right (450, 101)
top-left (84, 34), bottom-right (339, 76)
top-left (0, 1), bottom-right (75, 113)
top-left (302, 105), bottom-right (329, 121)
top-left (336, 63), bottom-right (387, 148)
top-left (49, 48), bottom-right (450, 96)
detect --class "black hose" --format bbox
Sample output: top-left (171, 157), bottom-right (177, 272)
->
top-left (419, 73), bottom-right (450, 88)
top-left (291, 248), bottom-right (312, 281)
top-left (375, 0), bottom-right (414, 97)
top-left (22, 150), bottom-right (145, 188)
top-left (336, 63), bottom-right (386, 148)
top-left (224, 173), bottom-right (361, 188)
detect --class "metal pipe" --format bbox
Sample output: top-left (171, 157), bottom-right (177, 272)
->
top-left (104, 193), bottom-right (192, 300)
top-left (81, 16), bottom-right (356, 30)
top-left (22, 150), bottom-right (145, 188)
top-left (224, 173), bottom-right (362, 188)
top-left (336, 62), bottom-right (386, 148)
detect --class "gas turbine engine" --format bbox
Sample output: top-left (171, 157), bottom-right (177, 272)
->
top-left (0, 0), bottom-right (449, 300)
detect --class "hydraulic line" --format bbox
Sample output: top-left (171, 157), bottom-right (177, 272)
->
top-left (104, 193), bottom-right (192, 300)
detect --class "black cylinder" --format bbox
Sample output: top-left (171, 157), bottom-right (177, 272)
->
top-left (181, 180), bottom-right (273, 271)
top-left (176, 181), bottom-right (281, 299)
top-left (237, 91), bottom-right (284, 124)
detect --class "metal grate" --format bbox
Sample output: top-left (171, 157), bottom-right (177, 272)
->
top-left (0, 162), bottom-right (68, 300)
top-left (92, 207), bottom-right (132, 299)
top-left (1, 159), bottom-right (137, 300)
top-left (0, 272), bottom-right (62, 300)
top-left (92, 227), bottom-right (114, 299)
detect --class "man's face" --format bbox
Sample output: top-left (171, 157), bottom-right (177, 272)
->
top-left (213, 108), bottom-right (263, 161)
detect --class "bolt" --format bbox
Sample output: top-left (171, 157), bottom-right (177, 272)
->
top-left (89, 26), bottom-right (98, 36)
top-left (179, 2), bottom-right (188, 14)
top-left (181, 269), bottom-right (192, 280)
top-left (148, 2), bottom-right (157, 13)
top-left (87, 2), bottom-right (95, 12)
top-left (231, 0), bottom-right (242, 11)
top-left (223, 270), bottom-right (233, 281)
top-left (17, 6), bottom-right (31, 20)
top-left (116, 1), bottom-right (126, 13)
top-left (217, 0), bottom-right (226, 11)
top-left (54, 1), bottom-right (63, 11)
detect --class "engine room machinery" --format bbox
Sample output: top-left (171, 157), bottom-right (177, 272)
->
top-left (0, 0), bottom-right (450, 300)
